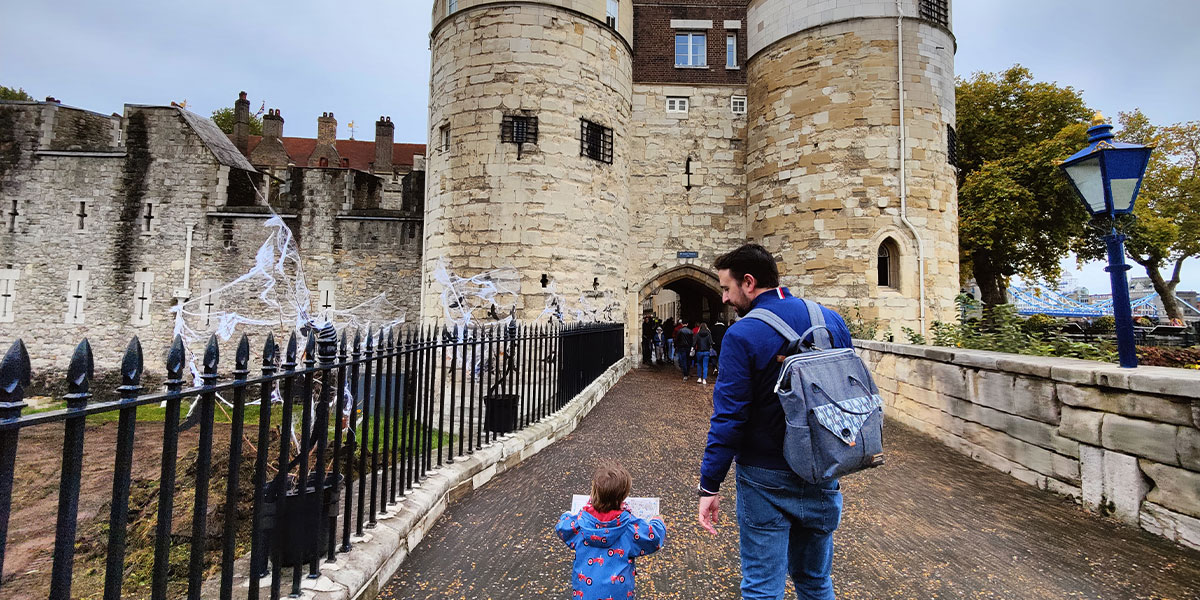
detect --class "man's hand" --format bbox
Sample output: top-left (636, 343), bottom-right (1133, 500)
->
top-left (698, 494), bottom-right (721, 535)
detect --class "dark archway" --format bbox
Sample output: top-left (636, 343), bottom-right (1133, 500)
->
top-left (638, 265), bottom-right (732, 326)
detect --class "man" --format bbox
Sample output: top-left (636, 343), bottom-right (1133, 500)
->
top-left (697, 243), bottom-right (853, 600)
top-left (641, 314), bottom-right (654, 365)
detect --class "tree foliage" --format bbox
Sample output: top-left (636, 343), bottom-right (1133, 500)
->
top-left (0, 85), bottom-right (35, 101)
top-left (1076, 110), bottom-right (1200, 322)
top-left (210, 106), bottom-right (262, 136)
top-left (956, 66), bottom-right (1093, 306)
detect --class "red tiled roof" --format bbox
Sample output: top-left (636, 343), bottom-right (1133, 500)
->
top-left (241, 135), bottom-right (425, 170)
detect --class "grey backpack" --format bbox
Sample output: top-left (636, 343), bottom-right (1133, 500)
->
top-left (745, 300), bottom-right (885, 484)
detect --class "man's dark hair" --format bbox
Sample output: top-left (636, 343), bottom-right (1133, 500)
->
top-left (714, 243), bottom-right (779, 289)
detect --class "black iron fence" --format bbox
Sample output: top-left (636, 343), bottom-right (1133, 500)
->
top-left (0, 321), bottom-right (623, 600)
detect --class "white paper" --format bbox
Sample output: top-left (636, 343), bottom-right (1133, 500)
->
top-left (571, 494), bottom-right (660, 521)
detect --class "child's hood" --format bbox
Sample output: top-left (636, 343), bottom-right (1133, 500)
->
top-left (574, 508), bottom-right (634, 549)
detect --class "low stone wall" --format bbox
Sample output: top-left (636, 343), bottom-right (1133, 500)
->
top-left (856, 340), bottom-right (1200, 550)
top-left (205, 356), bottom-right (632, 600)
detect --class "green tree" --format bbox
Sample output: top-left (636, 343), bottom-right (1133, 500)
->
top-left (1076, 110), bottom-right (1200, 323)
top-left (956, 66), bottom-right (1093, 307)
top-left (210, 106), bottom-right (263, 136)
top-left (0, 85), bottom-right (35, 101)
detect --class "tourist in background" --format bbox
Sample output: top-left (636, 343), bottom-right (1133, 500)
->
top-left (663, 317), bottom-right (676, 360)
top-left (693, 322), bottom-right (714, 384)
top-left (652, 326), bottom-right (666, 364)
top-left (674, 320), bottom-right (694, 380)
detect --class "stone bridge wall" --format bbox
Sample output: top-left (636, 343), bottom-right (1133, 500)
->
top-left (856, 340), bottom-right (1200, 550)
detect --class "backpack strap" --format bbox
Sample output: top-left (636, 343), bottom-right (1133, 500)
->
top-left (744, 308), bottom-right (801, 350)
top-left (799, 299), bottom-right (834, 351)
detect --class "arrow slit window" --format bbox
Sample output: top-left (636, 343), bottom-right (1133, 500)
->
top-left (318, 280), bottom-right (338, 314)
top-left (65, 267), bottom-right (89, 325)
top-left (199, 279), bottom-right (221, 327)
top-left (132, 270), bottom-right (154, 326)
top-left (0, 268), bottom-right (18, 323)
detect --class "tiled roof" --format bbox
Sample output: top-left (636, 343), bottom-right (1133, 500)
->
top-left (242, 135), bottom-right (425, 170)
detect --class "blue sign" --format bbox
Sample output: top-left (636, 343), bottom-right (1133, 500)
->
top-left (677, 251), bottom-right (699, 259)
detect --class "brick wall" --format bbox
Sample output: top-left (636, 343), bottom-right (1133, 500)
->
top-left (632, 1), bottom-right (748, 85)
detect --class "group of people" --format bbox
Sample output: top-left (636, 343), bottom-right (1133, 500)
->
top-left (565, 244), bottom-right (855, 600)
top-left (642, 315), bottom-right (728, 384)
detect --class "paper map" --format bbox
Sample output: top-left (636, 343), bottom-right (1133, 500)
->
top-left (571, 495), bottom-right (660, 521)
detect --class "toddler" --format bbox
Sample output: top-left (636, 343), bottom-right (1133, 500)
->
top-left (555, 462), bottom-right (666, 599)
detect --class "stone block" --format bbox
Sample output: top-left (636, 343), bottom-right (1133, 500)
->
top-left (1179, 427), bottom-right (1200, 471)
top-left (1056, 383), bottom-right (1194, 427)
top-left (1058, 407), bottom-right (1104, 446)
top-left (1140, 501), bottom-right (1200, 551)
top-left (931, 362), bottom-right (969, 400)
top-left (972, 370), bottom-right (1059, 424)
top-left (1126, 367), bottom-right (1200, 399)
top-left (1080, 444), bottom-right (1104, 513)
top-left (1103, 449), bottom-right (1150, 524)
top-left (1141, 461), bottom-right (1200, 519)
top-left (1101, 414), bottom-right (1179, 465)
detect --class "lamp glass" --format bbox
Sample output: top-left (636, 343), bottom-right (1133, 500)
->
top-left (1109, 178), bottom-right (1139, 213)
top-left (1063, 155), bottom-right (1107, 214)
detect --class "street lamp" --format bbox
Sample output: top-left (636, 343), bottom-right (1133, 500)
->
top-left (1059, 113), bottom-right (1154, 368)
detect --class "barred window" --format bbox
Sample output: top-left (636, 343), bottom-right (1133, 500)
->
top-left (580, 119), bottom-right (613, 164)
top-left (501, 115), bottom-right (538, 145)
top-left (919, 0), bottom-right (949, 27)
top-left (947, 124), bottom-right (958, 166)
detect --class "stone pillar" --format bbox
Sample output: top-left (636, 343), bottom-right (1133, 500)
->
top-left (375, 116), bottom-right (394, 175)
top-left (233, 91), bottom-right (250, 155)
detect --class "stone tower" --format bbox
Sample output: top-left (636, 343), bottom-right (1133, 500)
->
top-left (423, 0), bottom-right (634, 322)
top-left (744, 0), bottom-right (959, 332)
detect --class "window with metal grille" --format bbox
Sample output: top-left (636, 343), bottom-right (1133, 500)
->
top-left (501, 115), bottom-right (538, 145)
top-left (947, 124), bottom-right (958, 166)
top-left (580, 119), bottom-right (613, 164)
top-left (919, 0), bottom-right (949, 27)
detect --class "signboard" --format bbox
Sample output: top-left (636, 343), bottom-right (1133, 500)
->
top-left (571, 494), bottom-right (660, 521)
top-left (677, 251), bottom-right (699, 259)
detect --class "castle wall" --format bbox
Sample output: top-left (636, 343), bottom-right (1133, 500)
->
top-left (627, 82), bottom-right (748, 291)
top-left (432, 0), bottom-right (634, 43)
top-left (744, 8), bottom-right (958, 336)
top-left (424, 2), bottom-right (633, 322)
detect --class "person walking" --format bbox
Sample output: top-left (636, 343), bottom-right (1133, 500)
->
top-left (697, 243), bottom-right (854, 600)
top-left (641, 315), bottom-right (654, 365)
top-left (674, 320), bottom-right (694, 381)
top-left (693, 322), bottom-right (714, 384)
top-left (663, 317), bottom-right (676, 361)
top-left (652, 326), bottom-right (666, 365)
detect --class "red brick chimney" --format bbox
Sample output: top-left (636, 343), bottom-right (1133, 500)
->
top-left (309, 112), bottom-right (342, 167)
top-left (374, 116), bottom-right (394, 174)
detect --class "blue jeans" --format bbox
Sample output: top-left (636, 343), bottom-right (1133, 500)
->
top-left (678, 352), bottom-right (692, 377)
top-left (696, 350), bottom-right (711, 379)
top-left (735, 464), bottom-right (842, 600)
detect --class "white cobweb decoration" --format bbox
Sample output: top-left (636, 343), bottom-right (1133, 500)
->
top-left (433, 259), bottom-right (519, 330)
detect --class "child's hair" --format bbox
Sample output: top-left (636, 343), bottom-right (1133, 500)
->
top-left (590, 461), bottom-right (632, 512)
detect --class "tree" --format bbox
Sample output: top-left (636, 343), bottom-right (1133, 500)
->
top-left (210, 106), bottom-right (262, 136)
top-left (1076, 110), bottom-right (1200, 323)
top-left (956, 66), bottom-right (1094, 307)
top-left (0, 85), bottom-right (35, 101)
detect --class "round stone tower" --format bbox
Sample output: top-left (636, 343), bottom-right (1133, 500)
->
top-left (744, 0), bottom-right (959, 335)
top-left (423, 0), bottom-right (634, 322)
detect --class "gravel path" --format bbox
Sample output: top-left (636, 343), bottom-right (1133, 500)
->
top-left (380, 366), bottom-right (1200, 599)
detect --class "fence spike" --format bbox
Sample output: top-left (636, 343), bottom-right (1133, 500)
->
top-left (203, 334), bottom-right (220, 374)
top-left (386, 327), bottom-right (395, 349)
top-left (66, 338), bottom-right (94, 397)
top-left (340, 329), bottom-right (348, 356)
top-left (365, 327), bottom-right (374, 349)
top-left (285, 331), bottom-right (299, 364)
top-left (120, 337), bottom-right (144, 388)
top-left (0, 339), bottom-right (31, 401)
top-left (166, 335), bottom-right (185, 380)
top-left (235, 334), bottom-right (251, 372)
top-left (304, 328), bottom-right (317, 362)
top-left (262, 332), bottom-right (277, 367)
top-left (353, 329), bottom-right (363, 353)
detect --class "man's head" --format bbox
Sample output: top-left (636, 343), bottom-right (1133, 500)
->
top-left (714, 243), bottom-right (779, 316)
top-left (590, 461), bottom-right (632, 512)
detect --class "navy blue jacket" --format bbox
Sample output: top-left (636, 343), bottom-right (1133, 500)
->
top-left (699, 287), bottom-right (853, 492)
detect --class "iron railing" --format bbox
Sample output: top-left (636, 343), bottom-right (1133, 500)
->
top-left (0, 321), bottom-right (623, 600)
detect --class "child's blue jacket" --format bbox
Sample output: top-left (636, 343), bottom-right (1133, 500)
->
top-left (555, 505), bottom-right (665, 599)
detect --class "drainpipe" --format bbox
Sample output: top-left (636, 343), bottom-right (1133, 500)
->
top-left (897, 0), bottom-right (928, 335)
top-left (180, 222), bottom-right (195, 295)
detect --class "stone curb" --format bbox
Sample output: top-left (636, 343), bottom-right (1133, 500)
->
top-left (206, 356), bottom-right (633, 600)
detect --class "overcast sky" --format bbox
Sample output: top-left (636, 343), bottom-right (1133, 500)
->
top-left (2, 0), bottom-right (1197, 296)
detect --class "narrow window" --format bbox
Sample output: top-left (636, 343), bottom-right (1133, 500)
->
top-left (580, 119), bottom-right (613, 164)
top-left (0, 268), bottom-right (18, 323)
top-left (606, 0), bottom-right (619, 28)
top-left (666, 97), bottom-right (689, 114)
top-left (199, 279), bottom-right (221, 327)
top-left (726, 34), bottom-right (738, 69)
top-left (141, 202), bottom-right (155, 233)
top-left (947, 124), bottom-right (958, 166)
top-left (318, 157), bottom-right (329, 167)
top-left (440, 124), bottom-right (451, 153)
top-left (919, 0), bottom-right (950, 27)
top-left (675, 33), bottom-right (707, 67)
top-left (65, 267), bottom-right (88, 325)
top-left (131, 270), bottom-right (154, 326)
top-left (878, 239), bottom-right (901, 290)
top-left (502, 115), bottom-right (539, 159)
top-left (448, 0), bottom-right (458, 15)
top-left (731, 95), bottom-right (747, 115)
top-left (318, 280), bottom-right (338, 313)
top-left (7, 200), bottom-right (17, 233)
top-left (76, 201), bottom-right (88, 231)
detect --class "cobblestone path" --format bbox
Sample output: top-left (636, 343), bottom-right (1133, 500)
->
top-left (380, 367), bottom-right (1200, 599)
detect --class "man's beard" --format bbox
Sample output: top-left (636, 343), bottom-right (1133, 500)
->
top-left (728, 300), bottom-right (750, 318)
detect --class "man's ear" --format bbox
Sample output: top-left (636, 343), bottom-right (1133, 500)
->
top-left (743, 273), bottom-right (757, 290)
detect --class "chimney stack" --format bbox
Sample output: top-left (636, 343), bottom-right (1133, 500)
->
top-left (309, 111), bottom-right (342, 167)
top-left (233, 91), bottom-right (250, 155)
top-left (249, 109), bottom-right (290, 167)
top-left (374, 116), bottom-right (394, 174)
top-left (263, 108), bottom-right (284, 139)
top-left (317, 112), bottom-right (337, 143)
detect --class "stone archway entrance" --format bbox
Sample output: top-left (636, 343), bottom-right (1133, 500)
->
top-left (635, 265), bottom-right (733, 363)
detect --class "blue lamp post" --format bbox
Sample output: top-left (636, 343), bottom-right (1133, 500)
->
top-left (1059, 113), bottom-right (1154, 368)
